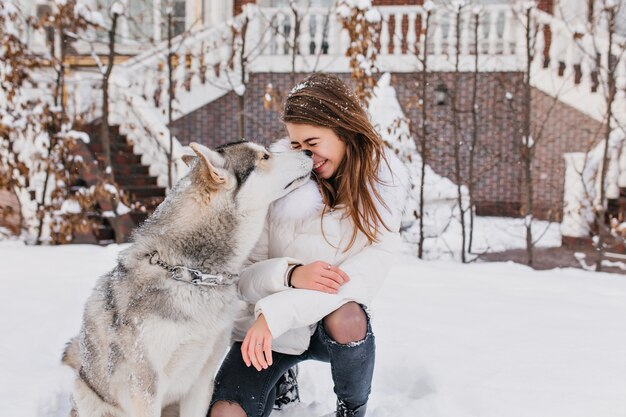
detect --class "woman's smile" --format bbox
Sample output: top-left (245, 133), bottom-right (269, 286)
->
top-left (313, 159), bottom-right (327, 172)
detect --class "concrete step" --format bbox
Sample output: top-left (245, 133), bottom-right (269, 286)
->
top-left (123, 185), bottom-right (166, 198)
top-left (116, 175), bottom-right (158, 187)
top-left (88, 142), bottom-right (135, 154)
top-left (112, 164), bottom-right (150, 176)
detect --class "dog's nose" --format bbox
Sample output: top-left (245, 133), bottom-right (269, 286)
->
top-left (303, 150), bottom-right (313, 157)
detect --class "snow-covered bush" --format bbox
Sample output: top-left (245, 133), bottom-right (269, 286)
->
top-left (369, 73), bottom-right (470, 260)
top-left (0, 0), bottom-right (113, 243)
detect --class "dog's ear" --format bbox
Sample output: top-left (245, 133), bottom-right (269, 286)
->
top-left (181, 154), bottom-right (196, 166)
top-left (189, 142), bottom-right (226, 189)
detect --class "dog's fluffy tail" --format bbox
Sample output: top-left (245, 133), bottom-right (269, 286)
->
top-left (62, 337), bottom-right (80, 370)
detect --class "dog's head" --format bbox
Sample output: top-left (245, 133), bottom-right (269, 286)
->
top-left (182, 140), bottom-right (313, 207)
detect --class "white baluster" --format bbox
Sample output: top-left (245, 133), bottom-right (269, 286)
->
top-left (433, 10), bottom-right (443, 56)
top-left (534, 22), bottom-right (545, 71)
top-left (618, 143), bottom-right (626, 187)
top-left (553, 23), bottom-right (569, 74)
top-left (393, 12), bottom-right (403, 55)
top-left (380, 11), bottom-right (390, 55)
top-left (579, 33), bottom-right (593, 88)
top-left (300, 14), bottom-right (311, 56)
top-left (502, 9), bottom-right (514, 55)
top-left (616, 52), bottom-right (626, 100)
top-left (448, 10), bottom-right (458, 58)
top-left (275, 12), bottom-right (286, 55)
top-left (189, 47), bottom-right (200, 89)
top-left (541, 22), bottom-right (562, 72)
top-left (260, 12), bottom-right (273, 55)
top-left (211, 41), bottom-right (221, 75)
top-left (327, 12), bottom-right (340, 55)
top-left (607, 147), bottom-right (620, 199)
top-left (461, 9), bottom-right (470, 56)
top-left (488, 9), bottom-right (499, 55)
top-left (246, 6), bottom-right (260, 53)
top-left (314, 13), bottom-right (324, 55)
top-left (515, 7), bottom-right (527, 58)
top-left (176, 50), bottom-right (187, 93)
top-left (569, 31), bottom-right (584, 82)
top-left (407, 12), bottom-right (417, 55)
top-left (340, 26), bottom-right (350, 56)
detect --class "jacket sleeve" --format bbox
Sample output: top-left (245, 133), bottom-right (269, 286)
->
top-left (255, 230), bottom-right (403, 339)
top-left (255, 152), bottom-right (409, 339)
top-left (237, 214), bottom-right (303, 304)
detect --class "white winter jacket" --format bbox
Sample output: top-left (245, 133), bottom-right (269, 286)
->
top-left (232, 146), bottom-right (409, 355)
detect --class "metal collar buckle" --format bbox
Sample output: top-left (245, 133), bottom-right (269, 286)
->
top-left (147, 251), bottom-right (237, 287)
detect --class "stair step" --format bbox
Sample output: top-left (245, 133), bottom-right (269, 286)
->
top-left (112, 164), bottom-right (150, 175)
top-left (124, 185), bottom-right (166, 198)
top-left (94, 223), bottom-right (115, 241)
top-left (111, 153), bottom-right (143, 165)
top-left (117, 175), bottom-right (158, 186)
top-left (89, 142), bottom-right (135, 154)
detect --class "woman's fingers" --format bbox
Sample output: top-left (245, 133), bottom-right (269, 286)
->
top-left (263, 338), bottom-right (273, 367)
top-left (314, 282), bottom-right (338, 294)
top-left (241, 338), bottom-right (251, 367)
top-left (255, 340), bottom-right (268, 370)
top-left (330, 265), bottom-right (350, 282)
top-left (322, 270), bottom-right (347, 286)
top-left (317, 262), bottom-right (350, 284)
top-left (248, 341), bottom-right (263, 371)
top-left (318, 275), bottom-right (341, 291)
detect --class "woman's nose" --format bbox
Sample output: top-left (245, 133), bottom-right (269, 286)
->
top-left (303, 150), bottom-right (313, 157)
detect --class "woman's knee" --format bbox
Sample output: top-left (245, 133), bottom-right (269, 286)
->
top-left (323, 302), bottom-right (367, 344)
top-left (209, 400), bottom-right (247, 417)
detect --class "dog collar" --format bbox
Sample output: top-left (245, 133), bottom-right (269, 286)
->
top-left (147, 251), bottom-right (238, 287)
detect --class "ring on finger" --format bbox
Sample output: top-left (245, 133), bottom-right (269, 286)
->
top-left (326, 264), bottom-right (332, 270)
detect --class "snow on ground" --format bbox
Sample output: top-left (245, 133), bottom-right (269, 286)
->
top-left (2, 235), bottom-right (626, 417)
top-left (410, 215), bottom-right (563, 260)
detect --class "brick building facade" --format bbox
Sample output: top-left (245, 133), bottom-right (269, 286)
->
top-left (170, 71), bottom-right (603, 221)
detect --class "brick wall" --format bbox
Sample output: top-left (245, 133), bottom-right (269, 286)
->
top-left (170, 71), bottom-right (603, 221)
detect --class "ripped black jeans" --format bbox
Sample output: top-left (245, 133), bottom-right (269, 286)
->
top-left (208, 307), bottom-right (375, 417)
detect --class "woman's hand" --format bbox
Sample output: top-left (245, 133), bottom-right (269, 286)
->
top-left (290, 261), bottom-right (350, 294)
top-left (242, 314), bottom-right (273, 371)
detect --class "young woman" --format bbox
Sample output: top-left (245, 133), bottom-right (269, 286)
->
top-left (208, 73), bottom-right (408, 417)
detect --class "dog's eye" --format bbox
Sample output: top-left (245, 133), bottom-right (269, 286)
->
top-left (262, 154), bottom-right (270, 160)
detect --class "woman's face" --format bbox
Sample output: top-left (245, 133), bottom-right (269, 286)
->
top-left (286, 123), bottom-right (347, 180)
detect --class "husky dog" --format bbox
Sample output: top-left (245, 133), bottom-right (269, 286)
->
top-left (62, 141), bottom-right (313, 417)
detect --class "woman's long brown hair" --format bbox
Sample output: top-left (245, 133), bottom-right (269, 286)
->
top-left (282, 73), bottom-right (390, 251)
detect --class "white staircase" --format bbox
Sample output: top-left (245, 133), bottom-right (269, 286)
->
top-left (61, 2), bottom-right (624, 223)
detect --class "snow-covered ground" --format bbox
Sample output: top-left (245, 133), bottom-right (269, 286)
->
top-left (1, 232), bottom-right (625, 417)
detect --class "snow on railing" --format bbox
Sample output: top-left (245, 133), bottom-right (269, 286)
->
top-left (64, 1), bottom-right (626, 198)
top-left (530, 8), bottom-right (626, 125)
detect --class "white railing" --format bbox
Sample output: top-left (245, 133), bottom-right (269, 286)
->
top-left (530, 9), bottom-right (626, 125)
top-left (61, 2), bottom-right (626, 204)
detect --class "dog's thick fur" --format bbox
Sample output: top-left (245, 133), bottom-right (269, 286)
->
top-left (63, 141), bottom-right (312, 417)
